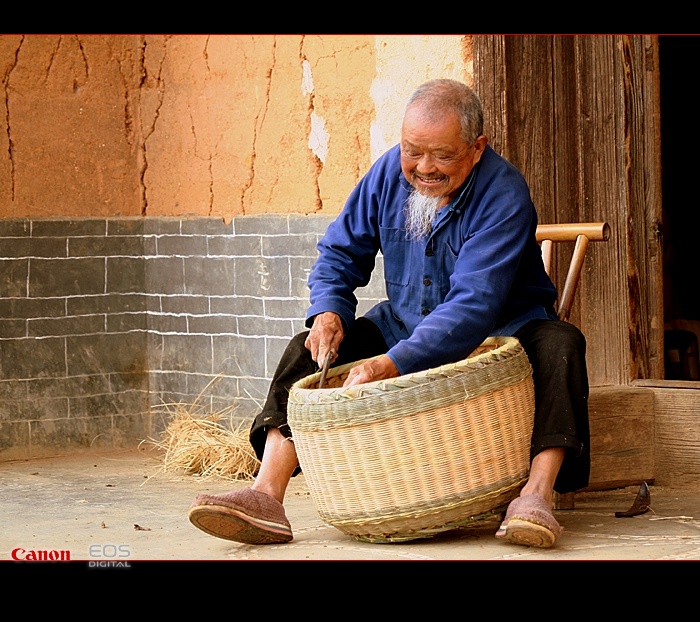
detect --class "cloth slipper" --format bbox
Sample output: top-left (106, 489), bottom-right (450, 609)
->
top-left (494, 494), bottom-right (563, 548)
top-left (188, 487), bottom-right (293, 544)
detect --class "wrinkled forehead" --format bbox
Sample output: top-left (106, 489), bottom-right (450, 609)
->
top-left (401, 106), bottom-right (465, 147)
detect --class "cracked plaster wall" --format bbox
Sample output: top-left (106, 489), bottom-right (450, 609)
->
top-left (0, 34), bottom-right (471, 221)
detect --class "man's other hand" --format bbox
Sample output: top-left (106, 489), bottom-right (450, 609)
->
top-left (343, 354), bottom-right (399, 387)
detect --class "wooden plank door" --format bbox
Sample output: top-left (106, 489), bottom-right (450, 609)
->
top-left (472, 35), bottom-right (663, 386)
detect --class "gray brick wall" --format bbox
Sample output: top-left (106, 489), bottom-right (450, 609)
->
top-left (0, 216), bottom-right (386, 459)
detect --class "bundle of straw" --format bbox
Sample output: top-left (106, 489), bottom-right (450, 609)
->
top-left (146, 403), bottom-right (260, 482)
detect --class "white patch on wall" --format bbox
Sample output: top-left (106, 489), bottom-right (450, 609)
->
top-left (370, 36), bottom-right (467, 164)
top-left (301, 59), bottom-right (314, 96)
top-left (308, 112), bottom-right (330, 163)
top-left (301, 59), bottom-right (329, 163)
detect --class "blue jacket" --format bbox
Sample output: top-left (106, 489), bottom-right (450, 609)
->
top-left (306, 144), bottom-right (558, 375)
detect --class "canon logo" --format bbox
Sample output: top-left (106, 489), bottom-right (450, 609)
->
top-left (11, 548), bottom-right (71, 561)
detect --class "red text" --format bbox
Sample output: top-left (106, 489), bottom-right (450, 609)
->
top-left (11, 548), bottom-right (71, 561)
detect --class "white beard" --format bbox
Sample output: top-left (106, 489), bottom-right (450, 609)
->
top-left (404, 188), bottom-right (442, 240)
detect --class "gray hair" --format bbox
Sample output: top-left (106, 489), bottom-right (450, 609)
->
top-left (405, 79), bottom-right (484, 144)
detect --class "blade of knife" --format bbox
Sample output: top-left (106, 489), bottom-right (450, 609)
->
top-left (318, 350), bottom-right (333, 389)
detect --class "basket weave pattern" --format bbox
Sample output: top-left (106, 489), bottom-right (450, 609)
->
top-left (287, 336), bottom-right (535, 543)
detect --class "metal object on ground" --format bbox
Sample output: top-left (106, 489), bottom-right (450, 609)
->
top-left (615, 481), bottom-right (651, 518)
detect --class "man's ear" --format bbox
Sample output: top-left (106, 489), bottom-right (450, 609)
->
top-left (471, 135), bottom-right (488, 164)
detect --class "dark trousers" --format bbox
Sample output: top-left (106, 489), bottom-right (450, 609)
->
top-left (514, 319), bottom-right (590, 493)
top-left (249, 317), bottom-right (590, 494)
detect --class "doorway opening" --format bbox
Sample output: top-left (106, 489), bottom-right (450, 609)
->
top-left (660, 35), bottom-right (700, 380)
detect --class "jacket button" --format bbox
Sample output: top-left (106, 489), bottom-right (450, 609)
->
top-left (423, 278), bottom-right (432, 286)
top-left (422, 308), bottom-right (431, 316)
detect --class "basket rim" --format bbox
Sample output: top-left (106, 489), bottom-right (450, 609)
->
top-left (288, 335), bottom-right (525, 404)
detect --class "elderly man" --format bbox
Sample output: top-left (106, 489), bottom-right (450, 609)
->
top-left (188, 78), bottom-right (590, 549)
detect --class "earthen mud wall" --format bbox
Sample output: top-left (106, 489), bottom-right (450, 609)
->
top-left (1, 35), bottom-right (472, 220)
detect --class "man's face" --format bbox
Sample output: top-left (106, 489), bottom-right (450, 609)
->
top-left (400, 107), bottom-right (486, 208)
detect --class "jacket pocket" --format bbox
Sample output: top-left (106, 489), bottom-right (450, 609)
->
top-left (379, 226), bottom-right (412, 286)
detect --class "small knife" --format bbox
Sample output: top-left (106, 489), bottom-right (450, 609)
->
top-left (318, 350), bottom-right (333, 389)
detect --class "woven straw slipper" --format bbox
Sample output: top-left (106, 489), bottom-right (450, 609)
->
top-left (188, 488), bottom-right (293, 544)
top-left (494, 494), bottom-right (562, 548)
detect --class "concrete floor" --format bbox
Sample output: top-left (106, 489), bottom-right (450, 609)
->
top-left (2, 447), bottom-right (700, 564)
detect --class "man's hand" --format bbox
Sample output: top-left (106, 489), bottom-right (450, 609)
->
top-left (343, 354), bottom-right (399, 387)
top-left (305, 312), bottom-right (344, 365)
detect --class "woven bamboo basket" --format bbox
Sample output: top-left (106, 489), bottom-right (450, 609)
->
top-left (287, 336), bottom-right (535, 543)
